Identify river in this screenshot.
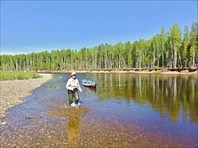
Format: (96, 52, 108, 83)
(0, 73, 197, 147)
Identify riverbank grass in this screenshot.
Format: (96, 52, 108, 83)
(0, 71, 41, 80)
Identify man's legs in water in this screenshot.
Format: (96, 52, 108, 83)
(68, 91, 74, 106)
(74, 92, 79, 104)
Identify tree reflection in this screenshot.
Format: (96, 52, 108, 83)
(95, 74, 198, 123)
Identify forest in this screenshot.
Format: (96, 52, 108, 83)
(0, 22, 197, 71)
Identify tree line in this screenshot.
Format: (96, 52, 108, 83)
(0, 22, 197, 71)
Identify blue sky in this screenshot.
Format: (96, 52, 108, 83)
(1, 1, 197, 55)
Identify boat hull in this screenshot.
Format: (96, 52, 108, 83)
(82, 83, 96, 87)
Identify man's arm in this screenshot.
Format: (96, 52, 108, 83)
(77, 79, 82, 92)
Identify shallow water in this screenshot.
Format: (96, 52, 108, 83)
(1, 73, 198, 147)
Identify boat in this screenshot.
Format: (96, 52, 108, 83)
(82, 79, 97, 87)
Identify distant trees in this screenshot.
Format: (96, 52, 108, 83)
(170, 24, 182, 68)
(190, 22, 198, 68)
(0, 22, 197, 71)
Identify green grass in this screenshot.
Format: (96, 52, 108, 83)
(0, 71, 41, 80)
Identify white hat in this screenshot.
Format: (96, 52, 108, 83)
(71, 72, 76, 76)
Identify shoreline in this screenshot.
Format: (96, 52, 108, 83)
(0, 73, 53, 126)
(37, 69, 198, 75)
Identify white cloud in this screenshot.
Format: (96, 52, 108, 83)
(0, 51, 28, 55)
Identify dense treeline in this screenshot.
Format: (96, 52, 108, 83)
(1, 22, 198, 71)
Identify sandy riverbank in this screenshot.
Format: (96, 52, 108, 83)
(0, 74, 53, 124)
(38, 69, 198, 75)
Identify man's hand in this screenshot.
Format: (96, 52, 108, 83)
(73, 88, 78, 91)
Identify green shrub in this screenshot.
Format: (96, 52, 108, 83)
(0, 71, 41, 80)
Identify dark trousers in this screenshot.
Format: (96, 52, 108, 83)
(68, 90, 79, 105)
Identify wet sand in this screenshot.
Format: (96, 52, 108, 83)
(0, 74, 52, 123)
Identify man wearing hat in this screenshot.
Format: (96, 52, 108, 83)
(66, 72, 82, 107)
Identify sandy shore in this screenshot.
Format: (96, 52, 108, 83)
(0, 74, 53, 123)
(38, 69, 198, 75)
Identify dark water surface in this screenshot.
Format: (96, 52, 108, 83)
(1, 73, 198, 147)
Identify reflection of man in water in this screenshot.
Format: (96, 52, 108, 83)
(68, 112, 80, 147)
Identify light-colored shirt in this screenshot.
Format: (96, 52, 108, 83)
(66, 78, 82, 92)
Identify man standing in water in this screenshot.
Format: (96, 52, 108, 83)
(66, 72, 83, 108)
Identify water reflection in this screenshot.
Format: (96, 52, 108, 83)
(67, 111, 80, 147)
(47, 105, 91, 146)
(83, 86, 97, 94)
(94, 74, 198, 123)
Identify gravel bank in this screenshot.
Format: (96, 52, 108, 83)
(0, 74, 52, 122)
